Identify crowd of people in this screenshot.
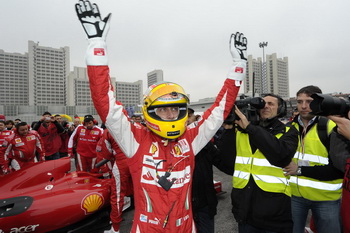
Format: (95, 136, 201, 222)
(1, 1, 350, 233)
(74, 1, 350, 233)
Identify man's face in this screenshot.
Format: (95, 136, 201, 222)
(85, 121, 94, 130)
(296, 93, 314, 120)
(186, 113, 196, 125)
(259, 96, 279, 120)
(73, 118, 81, 126)
(6, 123, 13, 129)
(43, 114, 51, 123)
(155, 107, 180, 120)
(0, 122, 5, 131)
(55, 116, 62, 123)
(18, 125, 29, 136)
(134, 116, 142, 123)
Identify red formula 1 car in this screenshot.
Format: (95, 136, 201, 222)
(0, 157, 113, 233)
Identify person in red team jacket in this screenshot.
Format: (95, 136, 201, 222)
(75, 1, 246, 232)
(0, 122, 45, 174)
(0, 121, 13, 175)
(33, 111, 65, 160)
(68, 115, 103, 172)
(96, 129, 133, 233)
(0, 121, 13, 145)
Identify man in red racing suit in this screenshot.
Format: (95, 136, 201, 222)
(68, 115, 104, 172)
(75, 1, 247, 232)
(0, 122, 45, 174)
(96, 129, 133, 233)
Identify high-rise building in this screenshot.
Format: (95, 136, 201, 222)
(67, 66, 116, 115)
(147, 69, 163, 87)
(28, 41, 70, 106)
(266, 54, 289, 98)
(115, 80, 143, 112)
(0, 49, 29, 106)
(245, 53, 289, 98)
(245, 55, 263, 97)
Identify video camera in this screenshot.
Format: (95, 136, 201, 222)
(224, 96, 266, 124)
(310, 93, 350, 118)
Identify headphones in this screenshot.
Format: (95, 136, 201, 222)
(261, 93, 287, 118)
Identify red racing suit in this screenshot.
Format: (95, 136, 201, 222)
(68, 125, 103, 171)
(0, 130, 45, 173)
(0, 129, 13, 174)
(96, 129, 133, 231)
(0, 129, 13, 145)
(86, 64, 240, 232)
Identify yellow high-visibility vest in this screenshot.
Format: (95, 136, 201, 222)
(289, 121, 342, 201)
(233, 127, 291, 196)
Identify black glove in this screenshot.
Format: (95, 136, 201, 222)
(229, 32, 247, 61)
(227, 32, 248, 82)
(75, 0, 111, 39)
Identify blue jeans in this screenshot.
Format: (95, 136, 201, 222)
(238, 223, 281, 233)
(291, 196, 341, 233)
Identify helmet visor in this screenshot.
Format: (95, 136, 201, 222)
(148, 103, 187, 122)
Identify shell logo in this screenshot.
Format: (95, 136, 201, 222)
(174, 145, 182, 155)
(81, 193, 104, 215)
(151, 144, 158, 154)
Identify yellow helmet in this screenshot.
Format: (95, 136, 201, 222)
(142, 82, 189, 139)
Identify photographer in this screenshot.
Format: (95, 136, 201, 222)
(283, 86, 344, 233)
(328, 113, 350, 172)
(327, 112, 350, 233)
(219, 93, 298, 233)
(33, 112, 65, 160)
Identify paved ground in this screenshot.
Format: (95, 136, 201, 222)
(119, 167, 238, 233)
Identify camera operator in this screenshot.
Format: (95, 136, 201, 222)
(283, 85, 344, 233)
(218, 93, 298, 233)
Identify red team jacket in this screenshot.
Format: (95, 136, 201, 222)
(36, 123, 62, 156)
(0, 129, 13, 145)
(86, 65, 240, 233)
(68, 125, 103, 158)
(0, 130, 45, 172)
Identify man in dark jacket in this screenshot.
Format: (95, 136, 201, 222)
(219, 94, 298, 233)
(187, 108, 228, 233)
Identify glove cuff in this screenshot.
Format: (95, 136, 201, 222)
(227, 60, 247, 82)
(86, 38, 108, 66)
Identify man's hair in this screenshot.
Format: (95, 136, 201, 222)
(296, 85, 322, 97)
(14, 118, 21, 121)
(42, 111, 51, 116)
(54, 114, 61, 117)
(188, 108, 195, 115)
(84, 115, 94, 122)
(5, 120, 14, 125)
(15, 122, 28, 130)
(261, 93, 283, 107)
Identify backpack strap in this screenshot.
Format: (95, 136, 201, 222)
(317, 116, 330, 152)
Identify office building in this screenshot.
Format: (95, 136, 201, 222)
(0, 49, 29, 106)
(115, 80, 143, 112)
(246, 53, 289, 98)
(147, 70, 163, 87)
(28, 40, 70, 106)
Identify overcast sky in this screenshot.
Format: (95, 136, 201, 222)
(1, 0, 349, 101)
